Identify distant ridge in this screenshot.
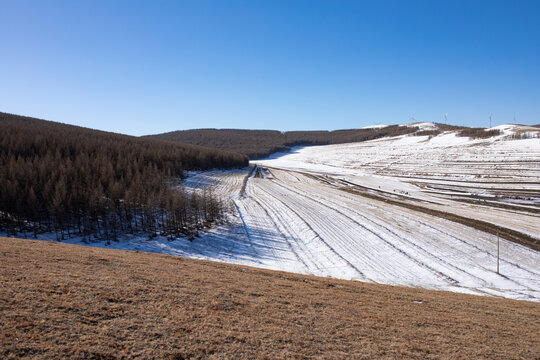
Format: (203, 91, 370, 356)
(144, 126, 419, 159)
(145, 122, 540, 159)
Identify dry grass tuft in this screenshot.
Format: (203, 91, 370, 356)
(1, 237, 539, 359)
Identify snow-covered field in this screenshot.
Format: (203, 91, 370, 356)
(9, 124, 540, 301)
(250, 125, 540, 300)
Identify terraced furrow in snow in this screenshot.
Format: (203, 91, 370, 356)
(264, 170, 538, 299)
(253, 177, 451, 287)
(250, 182, 366, 279)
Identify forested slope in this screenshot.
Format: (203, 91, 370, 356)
(0, 112, 248, 240)
(144, 126, 419, 159)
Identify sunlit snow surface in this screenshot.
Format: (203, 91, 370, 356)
(9, 127, 540, 301)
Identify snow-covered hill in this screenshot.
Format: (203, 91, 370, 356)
(249, 128, 539, 300)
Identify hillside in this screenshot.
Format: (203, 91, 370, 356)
(107, 126, 540, 301)
(144, 125, 419, 159)
(0, 112, 248, 241)
(1, 237, 539, 359)
(143, 122, 539, 159)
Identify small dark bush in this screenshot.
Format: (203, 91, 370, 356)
(457, 128, 502, 139)
(414, 130, 441, 137)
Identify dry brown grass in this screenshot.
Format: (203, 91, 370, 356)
(1, 237, 539, 359)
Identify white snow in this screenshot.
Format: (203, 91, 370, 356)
(405, 122, 439, 130)
(362, 124, 389, 129)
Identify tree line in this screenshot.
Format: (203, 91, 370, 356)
(147, 122, 517, 159)
(0, 112, 248, 241)
(145, 125, 421, 159)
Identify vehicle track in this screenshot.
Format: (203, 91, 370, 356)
(247, 194, 311, 272)
(231, 199, 264, 265)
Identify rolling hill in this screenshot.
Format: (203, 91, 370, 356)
(1, 237, 539, 359)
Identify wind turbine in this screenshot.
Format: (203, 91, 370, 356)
(489, 114, 493, 128)
(444, 113, 448, 125)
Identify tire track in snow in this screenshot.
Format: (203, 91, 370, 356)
(277, 171, 539, 297)
(306, 169, 539, 268)
(319, 174, 540, 279)
(252, 182, 367, 279)
(239, 166, 257, 197)
(412, 219, 540, 277)
(247, 195, 311, 272)
(276, 178, 493, 286)
(266, 174, 468, 284)
(249, 190, 328, 273)
(259, 176, 455, 284)
(255, 183, 390, 278)
(232, 199, 264, 265)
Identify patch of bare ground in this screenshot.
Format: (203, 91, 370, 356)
(1, 237, 539, 359)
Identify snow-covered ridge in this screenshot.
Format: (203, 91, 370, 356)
(396, 121, 539, 139)
(489, 124, 540, 139)
(404, 121, 439, 130)
(491, 124, 539, 132)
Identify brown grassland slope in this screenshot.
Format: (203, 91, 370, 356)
(1, 237, 539, 359)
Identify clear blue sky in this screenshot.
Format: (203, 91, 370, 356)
(1, 0, 539, 135)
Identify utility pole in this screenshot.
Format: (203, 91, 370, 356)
(497, 231, 500, 274)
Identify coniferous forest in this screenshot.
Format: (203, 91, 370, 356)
(0, 112, 249, 241)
